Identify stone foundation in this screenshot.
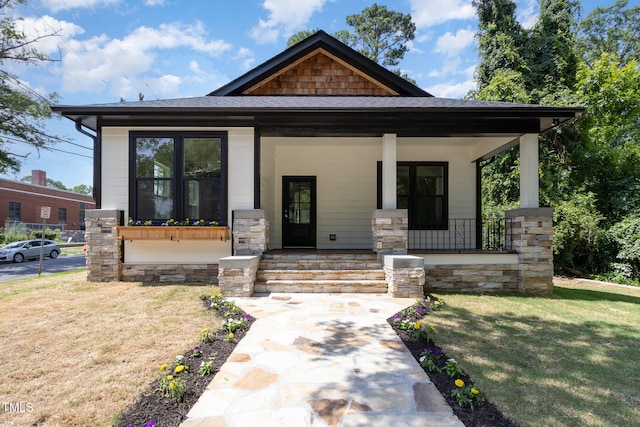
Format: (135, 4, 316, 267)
(372, 210, 408, 259)
(120, 264, 219, 282)
(424, 264, 519, 292)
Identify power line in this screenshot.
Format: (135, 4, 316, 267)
(1, 135, 93, 159)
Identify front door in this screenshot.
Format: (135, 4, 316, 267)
(282, 176, 316, 248)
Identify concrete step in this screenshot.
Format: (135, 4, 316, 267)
(254, 280, 388, 294)
(257, 269, 385, 281)
(259, 259, 383, 271)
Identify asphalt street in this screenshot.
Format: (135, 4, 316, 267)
(0, 254, 87, 282)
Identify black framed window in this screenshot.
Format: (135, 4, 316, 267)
(9, 202, 20, 221)
(58, 208, 67, 225)
(377, 161, 448, 230)
(129, 132, 227, 224)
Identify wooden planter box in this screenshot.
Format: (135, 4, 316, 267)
(117, 226, 230, 241)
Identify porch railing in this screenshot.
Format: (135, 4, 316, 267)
(408, 218, 513, 253)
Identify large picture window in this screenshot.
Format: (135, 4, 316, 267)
(377, 161, 448, 230)
(130, 132, 227, 224)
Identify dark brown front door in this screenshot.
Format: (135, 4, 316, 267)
(282, 176, 316, 248)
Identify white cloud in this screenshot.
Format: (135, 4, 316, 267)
(425, 79, 476, 99)
(410, 0, 476, 28)
(234, 47, 255, 71)
(41, 0, 119, 12)
(434, 28, 475, 57)
(144, 0, 166, 6)
(59, 21, 232, 99)
(250, 0, 326, 44)
(15, 15, 84, 56)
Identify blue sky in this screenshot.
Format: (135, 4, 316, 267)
(2, 0, 616, 188)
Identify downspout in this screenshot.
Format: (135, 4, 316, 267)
(74, 118, 101, 209)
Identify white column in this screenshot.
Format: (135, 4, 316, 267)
(382, 134, 397, 209)
(520, 133, 539, 208)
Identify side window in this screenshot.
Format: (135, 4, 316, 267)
(9, 202, 20, 221)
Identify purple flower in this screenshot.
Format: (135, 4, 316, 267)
(194, 346, 200, 351)
(394, 315, 402, 321)
(416, 307, 424, 313)
(244, 314, 253, 320)
(144, 420, 157, 427)
(425, 348, 442, 355)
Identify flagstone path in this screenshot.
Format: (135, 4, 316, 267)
(181, 293, 464, 427)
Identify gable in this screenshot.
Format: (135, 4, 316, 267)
(244, 49, 398, 96)
(209, 30, 430, 97)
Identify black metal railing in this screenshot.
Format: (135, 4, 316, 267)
(407, 218, 513, 252)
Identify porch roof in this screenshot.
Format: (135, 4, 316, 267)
(52, 95, 582, 137)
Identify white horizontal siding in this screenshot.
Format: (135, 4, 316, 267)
(123, 240, 231, 263)
(270, 137, 379, 249)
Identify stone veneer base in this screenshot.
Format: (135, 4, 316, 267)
(120, 264, 219, 282)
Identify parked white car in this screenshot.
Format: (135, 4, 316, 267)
(0, 240, 61, 263)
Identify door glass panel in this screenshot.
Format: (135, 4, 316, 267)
(288, 182, 311, 224)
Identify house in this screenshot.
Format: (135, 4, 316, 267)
(1, 170, 95, 234)
(52, 31, 581, 296)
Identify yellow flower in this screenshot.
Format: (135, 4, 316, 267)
(228, 333, 234, 340)
(167, 375, 174, 381)
(201, 328, 209, 333)
(455, 379, 465, 388)
(414, 321, 423, 330)
(160, 364, 168, 371)
(175, 365, 185, 374)
(471, 388, 479, 395)
(434, 301, 441, 306)
(430, 326, 436, 332)
(169, 381, 176, 390)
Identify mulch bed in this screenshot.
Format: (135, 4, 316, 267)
(115, 299, 255, 427)
(117, 296, 515, 427)
(388, 304, 518, 427)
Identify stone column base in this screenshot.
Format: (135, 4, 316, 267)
(218, 255, 260, 297)
(384, 255, 425, 298)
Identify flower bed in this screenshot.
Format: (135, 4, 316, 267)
(388, 298, 517, 427)
(115, 295, 254, 427)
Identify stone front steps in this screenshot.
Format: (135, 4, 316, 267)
(255, 252, 387, 294)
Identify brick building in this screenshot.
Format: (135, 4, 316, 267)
(1, 170, 95, 230)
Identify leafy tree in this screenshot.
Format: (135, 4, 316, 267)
(524, 0, 580, 104)
(472, 0, 525, 92)
(0, 0, 59, 174)
(578, 0, 640, 67)
(286, 29, 320, 48)
(333, 3, 415, 68)
(72, 184, 92, 195)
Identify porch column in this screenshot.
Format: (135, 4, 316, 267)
(84, 209, 123, 282)
(232, 209, 268, 255)
(520, 133, 539, 208)
(382, 133, 397, 209)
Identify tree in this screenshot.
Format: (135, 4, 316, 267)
(578, 0, 640, 67)
(0, 0, 59, 174)
(333, 4, 415, 68)
(286, 29, 320, 48)
(524, 0, 580, 104)
(472, 0, 525, 92)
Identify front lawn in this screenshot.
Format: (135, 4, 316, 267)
(0, 272, 218, 426)
(427, 277, 640, 427)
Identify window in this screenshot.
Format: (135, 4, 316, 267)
(9, 202, 20, 221)
(377, 161, 448, 230)
(130, 132, 227, 224)
(58, 208, 67, 225)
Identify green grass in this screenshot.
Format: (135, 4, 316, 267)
(428, 278, 640, 427)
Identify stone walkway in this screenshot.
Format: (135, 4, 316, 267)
(181, 293, 464, 427)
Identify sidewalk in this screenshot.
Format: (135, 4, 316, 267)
(181, 293, 464, 427)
